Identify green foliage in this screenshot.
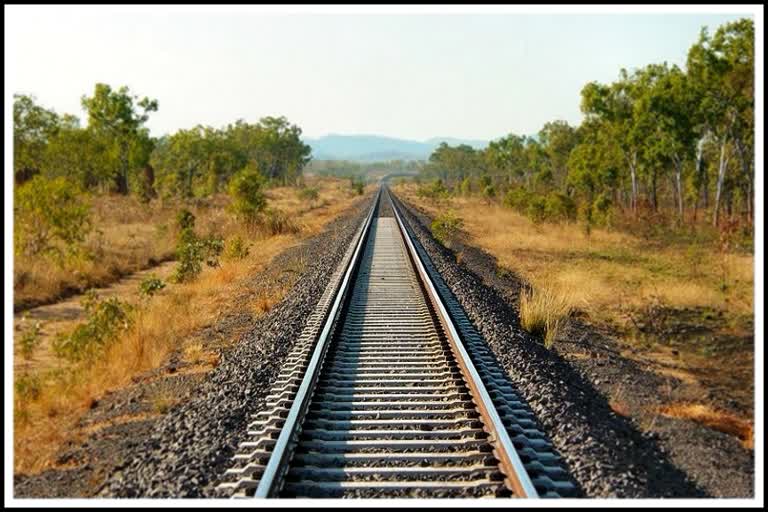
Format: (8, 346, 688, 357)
(176, 209, 196, 231)
(53, 291, 134, 362)
(417, 179, 449, 200)
(482, 184, 496, 201)
(298, 186, 319, 203)
(19, 317, 43, 361)
(15, 372, 42, 402)
(544, 192, 577, 222)
(525, 195, 548, 223)
(81, 83, 158, 195)
(431, 211, 464, 248)
(173, 233, 224, 283)
(459, 176, 472, 196)
(139, 275, 166, 298)
(223, 235, 251, 260)
(503, 187, 533, 211)
(350, 177, 365, 195)
(228, 165, 267, 224)
(14, 176, 92, 259)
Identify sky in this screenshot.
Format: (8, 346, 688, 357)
(4, 6, 754, 141)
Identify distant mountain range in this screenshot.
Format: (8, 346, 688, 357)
(303, 134, 489, 162)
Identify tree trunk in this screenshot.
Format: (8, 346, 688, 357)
(712, 138, 729, 227)
(114, 139, 130, 195)
(674, 159, 684, 221)
(628, 152, 638, 215)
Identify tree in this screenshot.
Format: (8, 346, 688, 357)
(687, 19, 754, 225)
(13, 94, 60, 183)
(538, 120, 579, 190)
(485, 134, 526, 186)
(81, 83, 158, 194)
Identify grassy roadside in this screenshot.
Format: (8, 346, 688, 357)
(13, 177, 369, 474)
(395, 183, 754, 443)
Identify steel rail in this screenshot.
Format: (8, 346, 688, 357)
(253, 188, 381, 498)
(388, 187, 540, 499)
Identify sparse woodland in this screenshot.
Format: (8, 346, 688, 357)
(416, 19, 754, 235)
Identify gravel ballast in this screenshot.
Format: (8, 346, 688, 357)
(94, 195, 373, 498)
(391, 192, 754, 498)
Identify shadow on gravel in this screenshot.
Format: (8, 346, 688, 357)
(394, 195, 708, 498)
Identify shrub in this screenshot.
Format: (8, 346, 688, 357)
(176, 209, 196, 231)
(15, 372, 42, 402)
(483, 185, 496, 202)
(503, 187, 532, 211)
(459, 177, 472, 196)
(350, 177, 365, 195)
(519, 285, 572, 348)
(260, 207, 300, 236)
(525, 195, 547, 223)
(228, 165, 267, 224)
(544, 192, 577, 222)
(139, 275, 166, 298)
(19, 317, 43, 361)
(14, 176, 92, 259)
(417, 179, 449, 201)
(431, 211, 464, 248)
(223, 235, 251, 260)
(173, 233, 224, 283)
(298, 186, 319, 203)
(53, 291, 134, 362)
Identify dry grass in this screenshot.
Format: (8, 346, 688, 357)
(519, 285, 573, 348)
(13, 177, 368, 474)
(396, 184, 753, 325)
(660, 403, 754, 449)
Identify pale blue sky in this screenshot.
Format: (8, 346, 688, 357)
(5, 7, 752, 140)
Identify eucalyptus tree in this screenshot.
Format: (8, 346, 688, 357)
(538, 120, 579, 190)
(687, 18, 754, 225)
(485, 134, 526, 186)
(13, 94, 60, 183)
(81, 83, 158, 195)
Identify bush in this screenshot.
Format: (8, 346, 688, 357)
(14, 176, 92, 259)
(260, 207, 300, 236)
(503, 187, 532, 211)
(350, 177, 365, 195)
(298, 186, 319, 203)
(525, 195, 547, 223)
(173, 233, 224, 283)
(431, 211, 464, 248)
(417, 179, 449, 201)
(223, 235, 251, 260)
(139, 275, 166, 297)
(19, 317, 43, 361)
(544, 192, 577, 222)
(176, 209, 196, 231)
(53, 291, 134, 362)
(483, 185, 496, 202)
(460, 177, 472, 196)
(15, 372, 42, 402)
(228, 165, 267, 224)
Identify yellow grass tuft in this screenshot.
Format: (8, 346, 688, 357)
(519, 285, 573, 348)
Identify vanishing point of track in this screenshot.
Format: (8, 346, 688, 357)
(219, 187, 575, 499)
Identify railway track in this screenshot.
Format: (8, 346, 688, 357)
(219, 187, 575, 499)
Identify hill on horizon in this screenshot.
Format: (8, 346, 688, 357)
(303, 134, 489, 162)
